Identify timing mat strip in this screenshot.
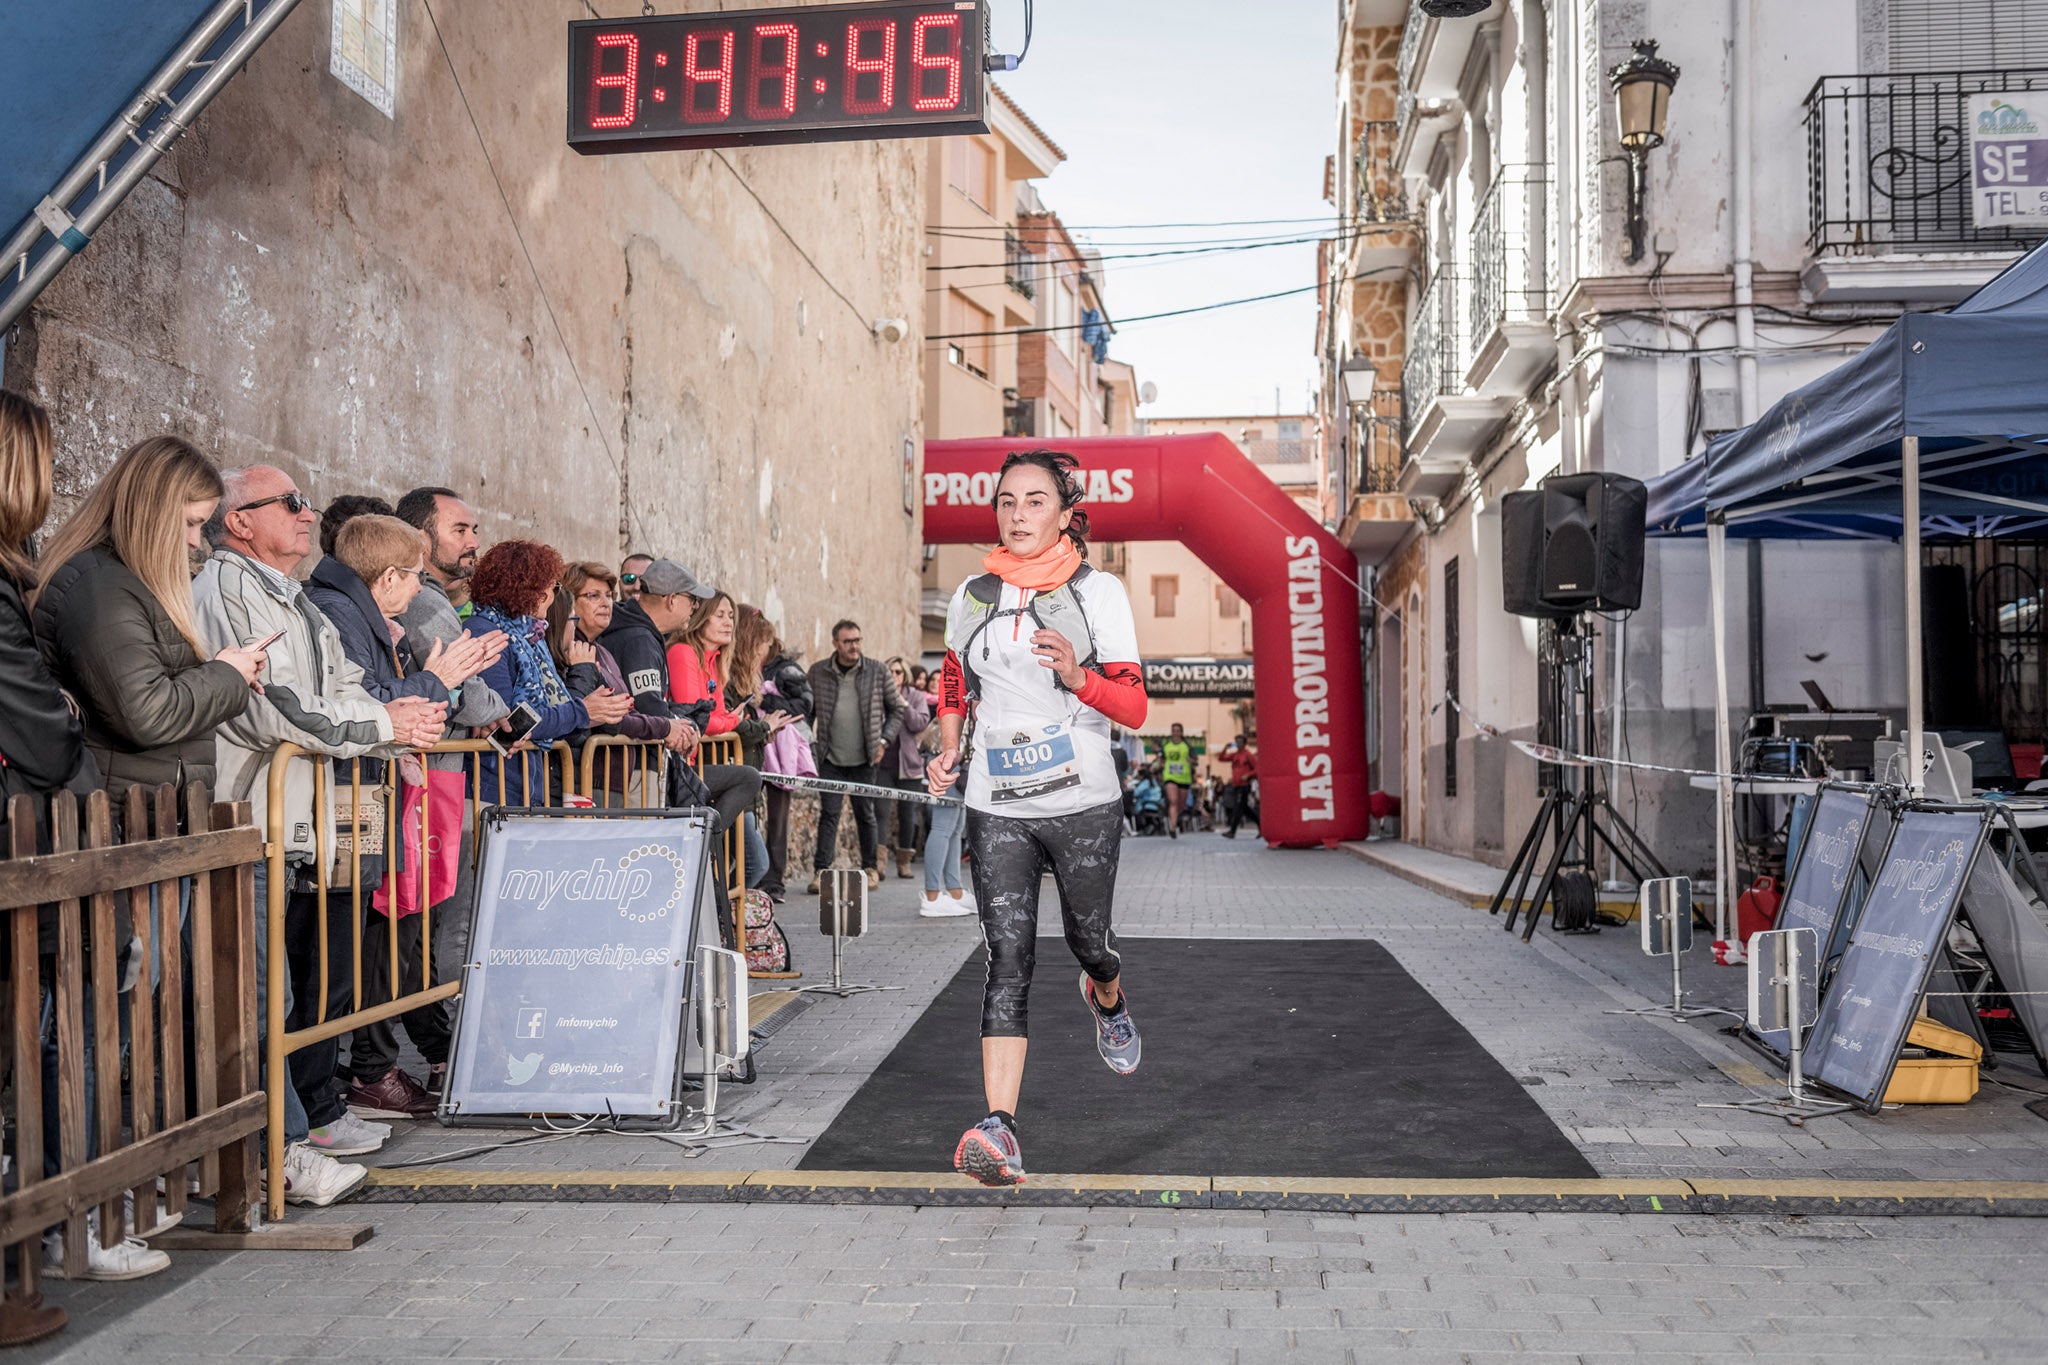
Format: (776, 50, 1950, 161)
(354, 1169, 2048, 1216)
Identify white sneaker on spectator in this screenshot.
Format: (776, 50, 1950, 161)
(306, 1111, 385, 1156)
(342, 1110, 394, 1139)
(950, 888, 977, 914)
(124, 1188, 183, 1238)
(277, 1143, 367, 1206)
(919, 892, 972, 918)
(43, 1213, 170, 1281)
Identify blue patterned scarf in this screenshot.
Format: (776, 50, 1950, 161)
(469, 604, 569, 709)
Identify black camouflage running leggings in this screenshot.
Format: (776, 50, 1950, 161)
(966, 797, 1125, 1038)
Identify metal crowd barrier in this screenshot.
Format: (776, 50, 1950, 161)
(258, 729, 744, 1216)
(694, 733, 747, 907)
(1, 785, 262, 1302)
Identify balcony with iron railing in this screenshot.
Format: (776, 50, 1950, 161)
(1401, 264, 1462, 445)
(1336, 385, 1411, 565)
(1355, 120, 1410, 226)
(1802, 69, 2048, 301)
(1003, 230, 1036, 300)
(1466, 165, 1552, 395)
(1399, 260, 1515, 492)
(1355, 386, 1405, 495)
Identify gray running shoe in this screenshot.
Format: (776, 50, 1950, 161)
(1082, 973, 1142, 1074)
(954, 1117, 1026, 1187)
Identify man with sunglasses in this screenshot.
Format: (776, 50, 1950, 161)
(193, 465, 447, 1207)
(619, 553, 653, 602)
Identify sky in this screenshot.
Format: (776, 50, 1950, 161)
(995, 0, 1340, 420)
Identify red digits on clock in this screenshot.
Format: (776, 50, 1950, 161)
(909, 12, 962, 112)
(588, 32, 639, 129)
(843, 18, 896, 114)
(682, 28, 734, 123)
(746, 22, 798, 120)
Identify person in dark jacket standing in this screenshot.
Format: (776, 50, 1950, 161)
(808, 619, 905, 892)
(4, 396, 182, 1287)
(0, 391, 96, 1330)
(306, 514, 504, 1117)
(34, 437, 267, 809)
(594, 556, 756, 830)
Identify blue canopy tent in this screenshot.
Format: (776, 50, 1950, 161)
(0, 0, 303, 337)
(1644, 240, 2048, 933)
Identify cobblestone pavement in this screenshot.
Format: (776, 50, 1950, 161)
(30, 1204, 2048, 1362)
(24, 833, 2048, 1361)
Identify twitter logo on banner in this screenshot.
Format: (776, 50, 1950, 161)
(506, 1052, 543, 1085)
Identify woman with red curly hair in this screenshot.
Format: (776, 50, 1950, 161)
(468, 539, 621, 805)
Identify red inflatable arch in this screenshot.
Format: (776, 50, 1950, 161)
(923, 435, 1368, 848)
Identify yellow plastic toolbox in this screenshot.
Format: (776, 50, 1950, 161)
(1883, 1016, 1983, 1105)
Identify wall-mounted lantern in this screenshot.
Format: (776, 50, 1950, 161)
(1607, 40, 1680, 265)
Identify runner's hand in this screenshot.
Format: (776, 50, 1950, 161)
(926, 746, 961, 796)
(1030, 628, 1085, 689)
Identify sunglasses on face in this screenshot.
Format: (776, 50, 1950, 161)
(620, 572, 640, 586)
(235, 491, 318, 516)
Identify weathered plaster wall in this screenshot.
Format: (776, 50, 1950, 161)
(11, 0, 926, 660)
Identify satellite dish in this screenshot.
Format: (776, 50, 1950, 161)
(1139, 381, 1158, 405)
(1419, 0, 1494, 15)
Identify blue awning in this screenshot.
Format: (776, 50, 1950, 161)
(1645, 241, 2048, 540)
(2, 0, 299, 333)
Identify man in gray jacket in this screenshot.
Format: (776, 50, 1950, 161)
(808, 619, 905, 891)
(395, 486, 510, 1063)
(193, 465, 445, 1206)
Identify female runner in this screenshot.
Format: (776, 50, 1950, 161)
(926, 450, 1149, 1187)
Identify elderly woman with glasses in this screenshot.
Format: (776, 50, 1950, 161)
(546, 562, 658, 743)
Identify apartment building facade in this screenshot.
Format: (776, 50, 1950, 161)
(1323, 0, 2048, 874)
(920, 89, 1144, 656)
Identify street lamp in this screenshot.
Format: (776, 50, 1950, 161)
(1338, 349, 1379, 498)
(1338, 349, 1378, 411)
(1607, 39, 1680, 266)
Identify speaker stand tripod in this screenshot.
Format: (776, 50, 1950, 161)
(1493, 617, 1670, 942)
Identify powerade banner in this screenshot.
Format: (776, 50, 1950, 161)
(443, 812, 710, 1118)
(1807, 809, 1986, 1109)
(923, 434, 1367, 847)
(1143, 657, 1255, 699)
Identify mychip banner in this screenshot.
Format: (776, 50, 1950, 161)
(1807, 809, 1987, 1109)
(442, 810, 712, 1120)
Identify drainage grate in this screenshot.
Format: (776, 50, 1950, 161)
(749, 991, 820, 1042)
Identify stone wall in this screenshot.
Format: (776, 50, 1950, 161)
(8, 0, 928, 661)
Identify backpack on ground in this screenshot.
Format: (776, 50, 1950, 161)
(743, 889, 794, 974)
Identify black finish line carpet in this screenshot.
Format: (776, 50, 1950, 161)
(799, 938, 1595, 1179)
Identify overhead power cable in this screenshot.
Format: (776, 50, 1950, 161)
(924, 223, 1404, 284)
(926, 268, 1403, 342)
(926, 214, 1355, 233)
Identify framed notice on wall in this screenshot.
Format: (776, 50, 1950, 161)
(331, 0, 399, 118)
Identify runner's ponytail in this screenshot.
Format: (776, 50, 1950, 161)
(994, 448, 1090, 560)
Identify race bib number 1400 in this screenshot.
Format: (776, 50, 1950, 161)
(987, 730, 1082, 804)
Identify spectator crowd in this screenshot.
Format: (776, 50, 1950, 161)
(0, 391, 950, 1288)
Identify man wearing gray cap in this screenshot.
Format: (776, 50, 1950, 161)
(596, 557, 759, 838)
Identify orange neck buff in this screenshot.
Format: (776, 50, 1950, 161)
(983, 534, 1081, 591)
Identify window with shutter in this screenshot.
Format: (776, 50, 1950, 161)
(1888, 0, 2048, 70)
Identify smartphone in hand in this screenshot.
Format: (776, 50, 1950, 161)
(487, 701, 543, 756)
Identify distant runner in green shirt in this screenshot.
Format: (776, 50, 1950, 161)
(1158, 723, 1193, 839)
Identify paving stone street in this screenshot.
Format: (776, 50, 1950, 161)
(25, 834, 2048, 1362)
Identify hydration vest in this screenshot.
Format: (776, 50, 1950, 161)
(946, 562, 1100, 702)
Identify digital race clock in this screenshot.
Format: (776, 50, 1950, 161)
(567, 1, 990, 154)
